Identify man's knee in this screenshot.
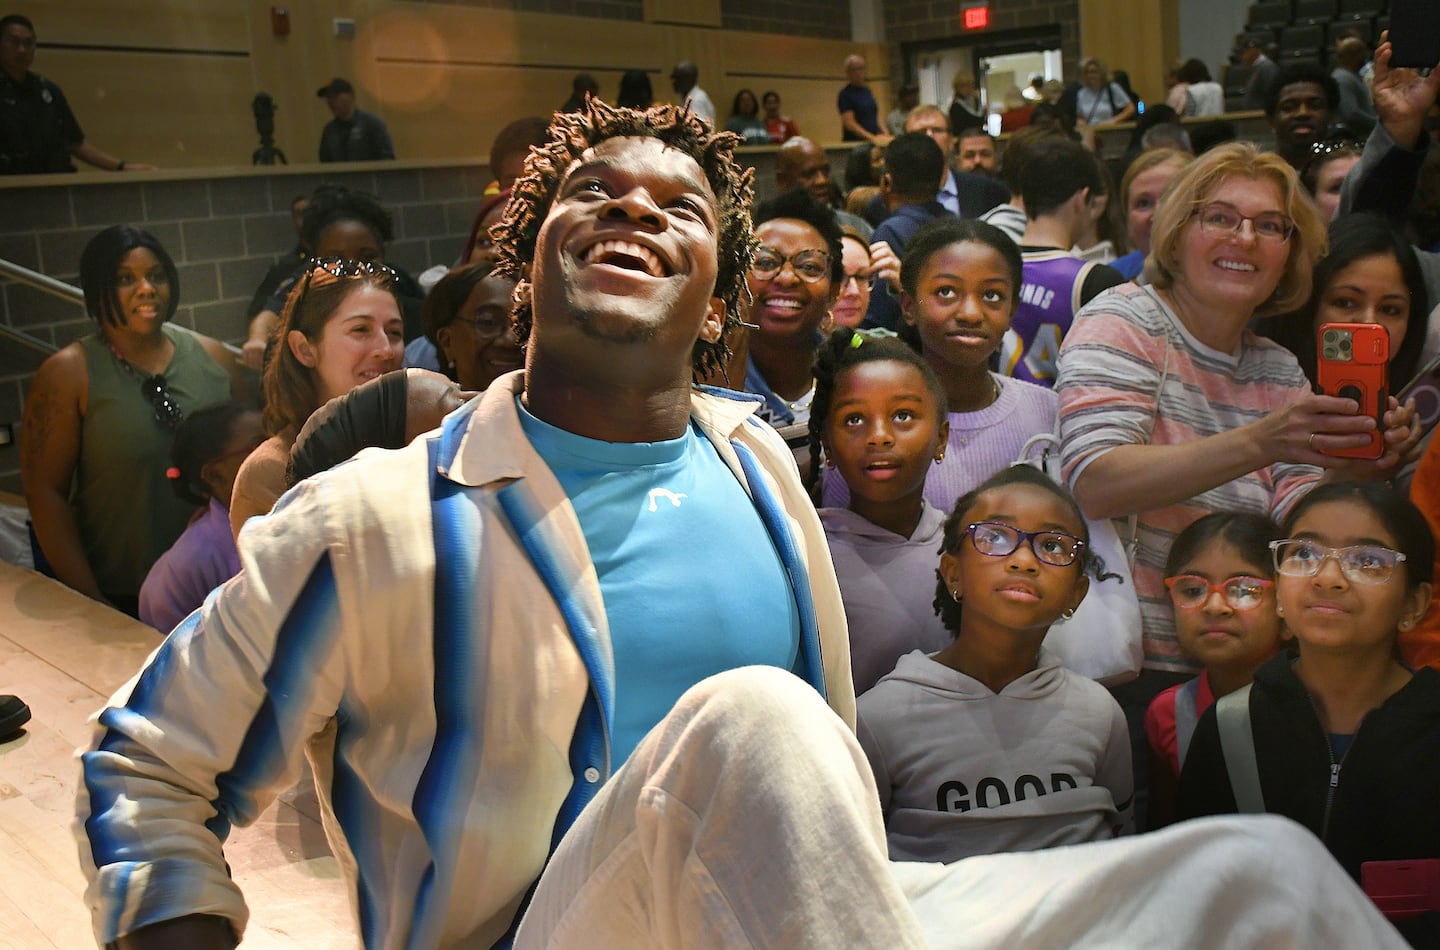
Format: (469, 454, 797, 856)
(674, 666, 839, 740)
(1175, 814, 1334, 882)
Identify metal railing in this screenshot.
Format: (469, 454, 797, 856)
(0, 257, 76, 357)
(0, 257, 243, 359)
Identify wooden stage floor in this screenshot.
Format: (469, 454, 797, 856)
(0, 560, 358, 948)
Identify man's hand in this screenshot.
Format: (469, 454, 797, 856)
(868, 241, 901, 293)
(1371, 31, 1440, 150)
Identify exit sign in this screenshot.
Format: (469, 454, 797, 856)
(962, 3, 989, 29)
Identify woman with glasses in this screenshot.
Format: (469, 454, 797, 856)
(1054, 144, 1420, 824)
(829, 229, 877, 330)
(20, 225, 252, 617)
(228, 257, 405, 538)
(419, 262, 520, 392)
(738, 189, 842, 428)
(1175, 483, 1440, 935)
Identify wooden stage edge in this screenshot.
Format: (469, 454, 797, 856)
(0, 560, 357, 948)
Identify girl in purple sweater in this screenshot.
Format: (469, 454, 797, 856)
(823, 218, 1056, 515)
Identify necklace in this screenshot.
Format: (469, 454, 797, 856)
(952, 374, 1001, 413)
(106, 338, 184, 429)
(786, 383, 816, 414)
(949, 376, 1003, 449)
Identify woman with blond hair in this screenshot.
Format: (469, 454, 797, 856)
(1075, 58, 1137, 128)
(1110, 148, 1193, 279)
(948, 70, 985, 134)
(1054, 143, 1419, 820)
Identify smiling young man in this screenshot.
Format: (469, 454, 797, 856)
(77, 103, 1414, 950)
(1264, 63, 1340, 171)
(75, 100, 859, 950)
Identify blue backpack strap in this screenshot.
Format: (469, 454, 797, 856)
(1173, 677, 1201, 770)
(1216, 683, 1265, 813)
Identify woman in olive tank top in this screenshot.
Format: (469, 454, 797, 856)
(20, 225, 255, 618)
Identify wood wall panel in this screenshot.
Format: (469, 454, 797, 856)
(16, 0, 894, 171)
(38, 50, 258, 169)
(22, 0, 250, 52)
(645, 0, 723, 27)
(1078, 0, 1180, 106)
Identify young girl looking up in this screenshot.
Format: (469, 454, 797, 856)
(821, 218, 1056, 516)
(808, 327, 952, 694)
(1144, 512, 1284, 828)
(858, 465, 1133, 862)
(1175, 482, 1440, 894)
(138, 403, 266, 634)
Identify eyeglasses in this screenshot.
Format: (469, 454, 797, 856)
(751, 247, 831, 283)
(456, 310, 512, 340)
(841, 269, 874, 292)
(912, 124, 949, 139)
(1269, 539, 1406, 585)
(140, 374, 184, 430)
(963, 522, 1086, 567)
(1192, 203, 1295, 243)
(292, 255, 398, 317)
(1165, 574, 1274, 611)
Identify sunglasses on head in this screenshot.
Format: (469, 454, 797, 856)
(293, 256, 398, 315)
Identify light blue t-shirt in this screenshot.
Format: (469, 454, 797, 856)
(518, 397, 802, 766)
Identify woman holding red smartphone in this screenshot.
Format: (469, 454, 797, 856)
(1054, 144, 1421, 830)
(1260, 213, 1428, 396)
(1259, 213, 1430, 479)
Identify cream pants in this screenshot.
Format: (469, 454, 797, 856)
(515, 666, 1404, 949)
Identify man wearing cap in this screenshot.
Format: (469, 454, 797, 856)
(316, 77, 395, 163)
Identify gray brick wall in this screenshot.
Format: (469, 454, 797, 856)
(721, 0, 851, 40)
(0, 143, 834, 496)
(0, 163, 491, 494)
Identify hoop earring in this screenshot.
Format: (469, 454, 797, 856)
(951, 588, 962, 601)
(1061, 608, 1076, 620)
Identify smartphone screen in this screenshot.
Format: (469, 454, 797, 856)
(1389, 0, 1440, 69)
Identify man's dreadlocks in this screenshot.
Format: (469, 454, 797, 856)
(491, 99, 756, 380)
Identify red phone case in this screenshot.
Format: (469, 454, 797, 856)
(1363, 859, 1440, 920)
(1316, 322, 1388, 460)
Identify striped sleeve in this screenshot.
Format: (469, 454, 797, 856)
(1055, 288, 1168, 488)
(77, 477, 349, 946)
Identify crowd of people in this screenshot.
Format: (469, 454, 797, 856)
(1, 11, 1438, 947)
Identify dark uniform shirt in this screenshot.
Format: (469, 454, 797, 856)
(318, 109, 395, 163)
(0, 70, 83, 174)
